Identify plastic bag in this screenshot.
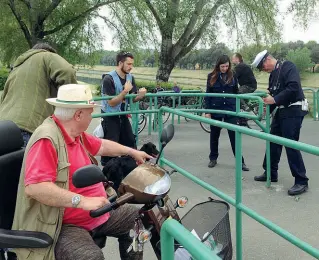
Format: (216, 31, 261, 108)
(93, 123, 104, 138)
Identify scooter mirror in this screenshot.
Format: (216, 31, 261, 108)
(160, 124, 175, 147)
(176, 196, 188, 208)
(72, 165, 106, 188)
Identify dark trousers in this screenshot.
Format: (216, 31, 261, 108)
(55, 205, 142, 260)
(101, 115, 136, 166)
(262, 112, 308, 185)
(209, 116, 245, 164)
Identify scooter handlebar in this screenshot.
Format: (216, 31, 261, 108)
(90, 202, 117, 218)
(89, 192, 135, 218)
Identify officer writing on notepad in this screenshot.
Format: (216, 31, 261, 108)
(251, 50, 309, 196)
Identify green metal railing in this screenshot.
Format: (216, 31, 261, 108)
(160, 219, 221, 260)
(157, 107, 319, 260)
(302, 88, 317, 120)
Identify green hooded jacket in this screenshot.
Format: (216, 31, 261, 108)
(0, 49, 77, 133)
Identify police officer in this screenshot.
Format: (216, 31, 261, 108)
(251, 50, 309, 196)
(205, 54, 249, 171)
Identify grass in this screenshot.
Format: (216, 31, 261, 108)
(77, 65, 319, 112)
(76, 65, 319, 90)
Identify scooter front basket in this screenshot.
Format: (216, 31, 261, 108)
(177, 197, 232, 260)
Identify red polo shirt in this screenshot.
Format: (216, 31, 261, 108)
(25, 115, 110, 231)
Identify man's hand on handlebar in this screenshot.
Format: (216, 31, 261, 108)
(79, 196, 109, 211)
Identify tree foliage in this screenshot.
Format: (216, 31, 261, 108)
(286, 47, 314, 73)
(104, 0, 281, 81)
(0, 0, 119, 64)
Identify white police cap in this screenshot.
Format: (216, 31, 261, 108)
(251, 50, 268, 70)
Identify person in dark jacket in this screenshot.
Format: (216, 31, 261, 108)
(232, 53, 257, 125)
(205, 55, 249, 171)
(251, 50, 309, 196)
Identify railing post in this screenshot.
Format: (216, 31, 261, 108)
(148, 97, 153, 135)
(158, 107, 164, 167)
(171, 97, 176, 125)
(316, 89, 319, 121)
(266, 105, 271, 188)
(160, 221, 175, 260)
(235, 130, 243, 260)
(178, 96, 181, 124)
(154, 97, 158, 132)
(312, 90, 316, 120)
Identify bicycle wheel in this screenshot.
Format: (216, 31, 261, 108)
(184, 98, 202, 122)
(200, 119, 211, 133)
(129, 114, 147, 134)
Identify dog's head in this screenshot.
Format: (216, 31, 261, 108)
(140, 142, 159, 158)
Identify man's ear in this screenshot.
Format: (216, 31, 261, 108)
(74, 109, 82, 121)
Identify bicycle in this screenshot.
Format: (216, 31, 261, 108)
(199, 99, 271, 133)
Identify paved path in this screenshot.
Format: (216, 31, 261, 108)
(87, 113, 319, 260)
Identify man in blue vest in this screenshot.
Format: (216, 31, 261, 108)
(251, 50, 309, 196)
(101, 51, 147, 166)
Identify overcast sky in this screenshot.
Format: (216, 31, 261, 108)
(97, 1, 319, 51)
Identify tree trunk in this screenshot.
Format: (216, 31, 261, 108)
(156, 37, 175, 82)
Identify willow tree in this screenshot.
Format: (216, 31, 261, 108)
(104, 0, 319, 82)
(0, 0, 119, 64)
(103, 0, 279, 81)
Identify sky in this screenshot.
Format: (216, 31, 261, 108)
(97, 1, 319, 51)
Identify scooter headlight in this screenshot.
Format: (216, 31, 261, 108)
(138, 230, 152, 243)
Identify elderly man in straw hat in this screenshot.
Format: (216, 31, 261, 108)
(11, 84, 151, 260)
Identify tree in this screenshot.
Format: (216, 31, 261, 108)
(286, 47, 314, 73)
(0, 0, 119, 64)
(107, 0, 279, 82)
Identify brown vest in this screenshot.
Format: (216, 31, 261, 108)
(12, 117, 69, 260)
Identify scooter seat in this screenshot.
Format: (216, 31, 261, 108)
(0, 229, 53, 248)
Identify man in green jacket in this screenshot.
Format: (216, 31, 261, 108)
(0, 43, 77, 146)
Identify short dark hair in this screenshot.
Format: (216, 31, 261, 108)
(32, 42, 57, 54)
(116, 51, 134, 65)
(234, 52, 243, 63)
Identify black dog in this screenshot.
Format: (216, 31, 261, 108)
(102, 142, 159, 191)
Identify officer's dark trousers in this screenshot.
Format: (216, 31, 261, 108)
(101, 115, 136, 166)
(209, 116, 245, 164)
(262, 112, 308, 185)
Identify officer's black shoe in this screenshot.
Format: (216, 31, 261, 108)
(242, 163, 250, 171)
(208, 160, 217, 168)
(254, 174, 278, 182)
(288, 184, 308, 196)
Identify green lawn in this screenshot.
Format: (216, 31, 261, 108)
(76, 65, 319, 90)
(77, 65, 319, 115)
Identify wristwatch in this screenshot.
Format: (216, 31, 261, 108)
(71, 195, 81, 208)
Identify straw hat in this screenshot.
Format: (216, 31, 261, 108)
(46, 84, 100, 108)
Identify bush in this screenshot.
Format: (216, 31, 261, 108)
(0, 67, 9, 91)
(285, 48, 314, 74)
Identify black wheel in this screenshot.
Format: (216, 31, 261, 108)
(184, 98, 200, 122)
(129, 114, 147, 134)
(200, 113, 211, 133)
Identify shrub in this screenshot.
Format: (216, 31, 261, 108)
(285, 48, 314, 74)
(0, 67, 9, 91)
(93, 80, 200, 96)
